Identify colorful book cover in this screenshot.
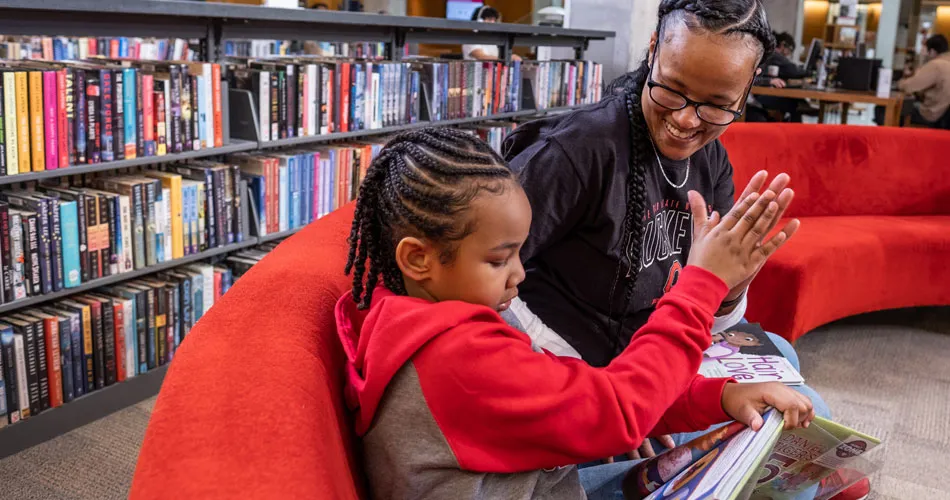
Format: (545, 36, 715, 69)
(142, 73, 155, 156)
(14, 72, 30, 173)
(118, 194, 133, 273)
(56, 69, 69, 168)
(59, 200, 81, 288)
(28, 71, 46, 171)
(145, 172, 183, 259)
(113, 69, 125, 161)
(99, 69, 114, 162)
(278, 160, 289, 232)
(86, 73, 101, 164)
(701, 323, 804, 385)
(3, 73, 18, 176)
(123, 67, 137, 159)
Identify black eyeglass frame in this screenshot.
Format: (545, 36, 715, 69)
(645, 38, 758, 126)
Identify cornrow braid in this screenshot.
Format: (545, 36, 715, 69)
(345, 127, 514, 309)
(602, 0, 774, 354)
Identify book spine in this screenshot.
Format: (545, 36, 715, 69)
(86, 195, 101, 279)
(12, 333, 32, 418)
(287, 65, 296, 138)
(100, 301, 116, 386)
(34, 200, 53, 294)
(0, 205, 11, 301)
(213, 169, 227, 247)
(58, 318, 73, 402)
(113, 303, 125, 382)
(190, 75, 200, 150)
(119, 195, 133, 273)
(60, 201, 81, 288)
(23, 214, 40, 295)
(29, 319, 48, 412)
(135, 71, 145, 158)
(2, 74, 15, 176)
(144, 288, 155, 369)
(9, 212, 25, 300)
(86, 74, 100, 164)
(169, 65, 182, 154)
(180, 70, 193, 151)
(19, 321, 44, 414)
(49, 198, 63, 291)
(65, 313, 82, 397)
(212, 64, 223, 147)
(103, 195, 118, 276)
(231, 164, 242, 243)
(132, 292, 145, 373)
(142, 74, 155, 157)
(196, 75, 207, 148)
(43, 318, 62, 408)
(28, 72, 46, 172)
(113, 69, 125, 161)
(2, 332, 21, 423)
(73, 70, 86, 165)
(131, 184, 145, 269)
(88, 302, 104, 389)
(121, 299, 134, 378)
(269, 72, 279, 140)
(74, 192, 88, 283)
(123, 68, 137, 159)
(56, 70, 68, 168)
(278, 163, 288, 232)
(99, 70, 114, 162)
(15, 73, 31, 173)
(165, 286, 175, 361)
(143, 181, 157, 266)
(158, 189, 169, 262)
(154, 81, 167, 156)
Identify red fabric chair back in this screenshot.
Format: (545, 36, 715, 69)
(131, 204, 364, 499)
(721, 124, 950, 217)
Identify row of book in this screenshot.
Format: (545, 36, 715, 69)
(0, 247, 279, 427)
(524, 60, 604, 110)
(0, 59, 224, 174)
(231, 141, 383, 236)
(422, 59, 523, 122)
(0, 36, 200, 63)
(466, 122, 517, 156)
(223, 40, 387, 60)
(0, 161, 246, 304)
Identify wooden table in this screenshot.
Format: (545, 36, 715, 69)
(750, 86, 905, 126)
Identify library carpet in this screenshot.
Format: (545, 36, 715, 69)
(0, 308, 949, 499)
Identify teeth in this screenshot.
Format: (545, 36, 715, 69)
(664, 120, 696, 140)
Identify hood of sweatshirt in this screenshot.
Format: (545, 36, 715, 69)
(334, 287, 506, 436)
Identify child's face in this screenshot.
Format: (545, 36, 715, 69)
(723, 331, 762, 347)
(400, 180, 532, 312)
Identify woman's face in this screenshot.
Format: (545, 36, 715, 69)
(641, 23, 761, 161)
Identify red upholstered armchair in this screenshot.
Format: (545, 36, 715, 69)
(721, 124, 950, 341)
(130, 205, 365, 499)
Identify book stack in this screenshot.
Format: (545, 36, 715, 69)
(0, 260, 243, 426)
(0, 59, 225, 175)
(229, 140, 383, 236)
(0, 36, 199, 62)
(0, 162, 244, 304)
(523, 60, 604, 110)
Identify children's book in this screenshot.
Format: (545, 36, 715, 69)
(700, 323, 804, 386)
(624, 411, 882, 500)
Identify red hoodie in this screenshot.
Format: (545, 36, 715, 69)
(335, 265, 734, 499)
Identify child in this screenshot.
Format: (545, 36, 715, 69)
(335, 128, 814, 500)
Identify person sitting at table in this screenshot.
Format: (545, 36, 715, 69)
(880, 34, 950, 128)
(751, 32, 808, 122)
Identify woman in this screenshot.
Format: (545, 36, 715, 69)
(503, 0, 861, 497)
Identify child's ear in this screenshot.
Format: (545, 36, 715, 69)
(395, 237, 437, 282)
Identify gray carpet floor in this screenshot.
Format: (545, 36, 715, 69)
(0, 308, 948, 499)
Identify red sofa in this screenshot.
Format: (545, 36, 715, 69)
(720, 124, 950, 341)
(130, 124, 950, 497)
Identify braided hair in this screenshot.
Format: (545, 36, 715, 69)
(345, 128, 514, 309)
(603, 0, 775, 355)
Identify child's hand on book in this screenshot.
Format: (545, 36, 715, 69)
(687, 189, 799, 290)
(721, 381, 815, 431)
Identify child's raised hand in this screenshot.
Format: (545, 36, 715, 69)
(686, 190, 799, 290)
(721, 382, 815, 431)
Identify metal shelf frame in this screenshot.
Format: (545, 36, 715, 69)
(0, 0, 615, 454)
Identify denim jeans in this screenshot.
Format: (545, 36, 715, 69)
(579, 331, 829, 500)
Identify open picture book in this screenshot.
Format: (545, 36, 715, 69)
(700, 323, 804, 386)
(623, 410, 881, 500)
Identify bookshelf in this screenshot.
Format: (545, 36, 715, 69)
(0, 0, 614, 456)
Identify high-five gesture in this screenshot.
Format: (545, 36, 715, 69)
(686, 189, 799, 290)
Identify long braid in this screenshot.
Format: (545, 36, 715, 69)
(345, 128, 513, 309)
(601, 0, 775, 353)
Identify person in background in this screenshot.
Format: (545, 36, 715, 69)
(752, 31, 808, 121)
(894, 34, 950, 127)
(462, 6, 522, 61)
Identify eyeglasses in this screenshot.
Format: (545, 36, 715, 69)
(645, 39, 755, 126)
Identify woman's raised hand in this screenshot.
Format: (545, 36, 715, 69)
(686, 189, 799, 290)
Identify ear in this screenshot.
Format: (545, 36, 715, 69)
(395, 236, 437, 282)
(648, 32, 659, 63)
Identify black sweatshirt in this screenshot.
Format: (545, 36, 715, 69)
(503, 95, 737, 367)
